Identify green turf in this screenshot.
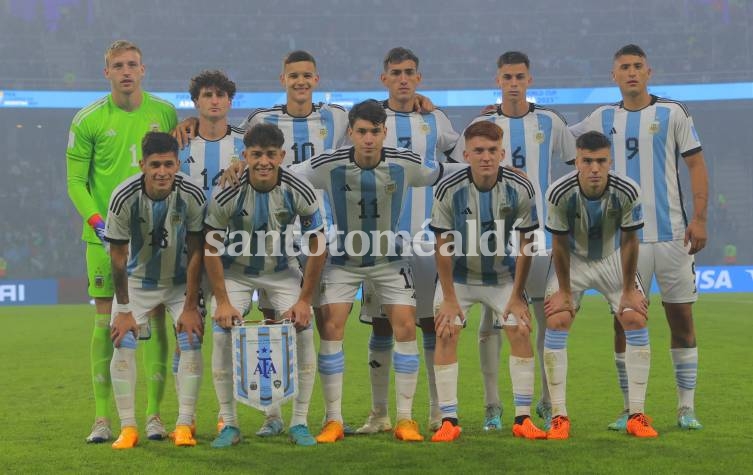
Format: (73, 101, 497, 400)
(1, 294, 751, 474)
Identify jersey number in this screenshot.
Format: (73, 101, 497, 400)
(626, 137, 639, 160)
(358, 198, 380, 219)
(199, 169, 224, 191)
(129, 144, 139, 167)
(512, 146, 526, 168)
(149, 228, 169, 249)
(292, 142, 315, 163)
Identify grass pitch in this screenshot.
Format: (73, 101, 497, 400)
(1, 294, 751, 474)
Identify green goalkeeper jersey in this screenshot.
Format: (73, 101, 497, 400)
(66, 91, 177, 243)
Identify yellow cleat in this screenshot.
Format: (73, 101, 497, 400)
(169, 419, 196, 440)
(394, 419, 424, 442)
(512, 417, 547, 440)
(111, 426, 139, 450)
(431, 420, 461, 442)
(173, 425, 197, 447)
(315, 420, 344, 443)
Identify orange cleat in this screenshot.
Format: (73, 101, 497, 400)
(394, 419, 424, 442)
(111, 426, 139, 449)
(546, 415, 570, 440)
(626, 413, 659, 438)
(512, 417, 547, 440)
(315, 420, 345, 443)
(431, 420, 462, 442)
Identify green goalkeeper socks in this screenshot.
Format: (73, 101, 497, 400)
(142, 313, 168, 416)
(91, 313, 114, 419)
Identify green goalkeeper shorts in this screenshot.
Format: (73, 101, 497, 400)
(86, 242, 115, 298)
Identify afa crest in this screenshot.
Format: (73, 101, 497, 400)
(648, 120, 660, 135)
(535, 130, 545, 144)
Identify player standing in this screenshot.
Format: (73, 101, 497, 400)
(105, 132, 205, 449)
(66, 40, 177, 443)
(429, 121, 546, 442)
(543, 131, 657, 439)
(357, 47, 459, 434)
(571, 44, 708, 430)
(452, 51, 576, 430)
(204, 123, 327, 448)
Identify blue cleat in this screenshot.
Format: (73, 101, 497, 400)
(678, 407, 703, 430)
(483, 405, 502, 431)
(211, 426, 241, 448)
(608, 410, 629, 431)
(256, 417, 284, 437)
(535, 400, 553, 431)
(289, 424, 317, 446)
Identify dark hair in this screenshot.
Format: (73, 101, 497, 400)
(188, 70, 236, 102)
(576, 130, 611, 151)
(613, 44, 646, 60)
(496, 51, 530, 69)
(348, 99, 387, 127)
(283, 50, 317, 68)
(383, 47, 419, 71)
(464, 121, 503, 142)
(244, 123, 285, 149)
(141, 132, 178, 159)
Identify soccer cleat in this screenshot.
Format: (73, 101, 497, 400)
(626, 413, 658, 438)
(607, 409, 629, 432)
(211, 426, 242, 448)
(217, 416, 224, 434)
(512, 416, 547, 440)
(431, 420, 462, 442)
(288, 424, 317, 446)
(85, 417, 112, 443)
(111, 426, 139, 449)
(169, 418, 196, 440)
(173, 425, 197, 447)
(145, 415, 168, 441)
(483, 405, 502, 431)
(546, 415, 570, 440)
(677, 407, 703, 430)
(256, 417, 284, 437)
(355, 411, 393, 434)
(536, 400, 553, 431)
(429, 405, 443, 432)
(315, 421, 345, 443)
(394, 419, 424, 442)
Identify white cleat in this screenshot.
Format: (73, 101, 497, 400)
(354, 411, 393, 434)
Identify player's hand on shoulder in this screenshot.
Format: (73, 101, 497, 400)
(480, 104, 497, 114)
(219, 160, 247, 188)
(171, 117, 199, 148)
(414, 93, 435, 113)
(110, 311, 138, 347)
(177, 307, 204, 345)
(504, 165, 529, 178)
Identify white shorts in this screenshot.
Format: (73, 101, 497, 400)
(525, 252, 552, 301)
(360, 241, 436, 323)
(319, 260, 416, 308)
(638, 240, 698, 304)
(545, 251, 645, 313)
(215, 268, 302, 319)
(433, 280, 519, 326)
(258, 258, 302, 310)
(112, 284, 188, 327)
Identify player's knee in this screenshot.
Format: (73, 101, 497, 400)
(617, 310, 647, 330)
(177, 331, 202, 351)
(546, 312, 571, 331)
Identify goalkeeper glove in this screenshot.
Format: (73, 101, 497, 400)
(88, 214, 107, 246)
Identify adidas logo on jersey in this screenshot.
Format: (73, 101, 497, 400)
(461, 207, 473, 215)
(340, 184, 352, 191)
(238, 209, 249, 217)
(609, 127, 617, 135)
(185, 155, 195, 164)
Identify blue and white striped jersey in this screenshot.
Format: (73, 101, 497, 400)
(104, 172, 205, 289)
(204, 168, 323, 277)
(239, 103, 349, 166)
(290, 146, 444, 267)
(570, 95, 702, 243)
(179, 125, 245, 199)
(382, 102, 459, 236)
(452, 103, 576, 249)
(430, 167, 538, 285)
(545, 170, 643, 260)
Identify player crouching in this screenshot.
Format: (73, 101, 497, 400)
(429, 121, 546, 442)
(105, 132, 206, 448)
